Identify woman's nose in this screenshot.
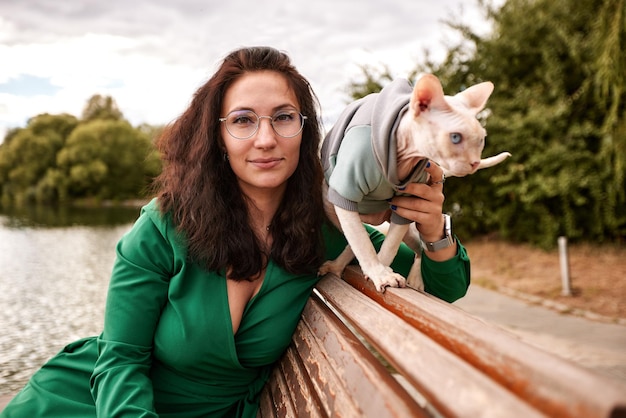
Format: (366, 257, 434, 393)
(253, 117, 277, 146)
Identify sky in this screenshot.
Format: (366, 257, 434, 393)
(0, 0, 496, 142)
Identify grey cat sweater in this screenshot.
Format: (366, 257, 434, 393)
(320, 78, 428, 225)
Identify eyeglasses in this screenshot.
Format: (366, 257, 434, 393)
(219, 108, 307, 140)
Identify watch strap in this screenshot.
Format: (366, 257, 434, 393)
(420, 214, 454, 252)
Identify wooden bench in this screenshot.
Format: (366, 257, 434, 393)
(259, 266, 626, 418)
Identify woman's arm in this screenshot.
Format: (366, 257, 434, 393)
(323, 223, 469, 303)
(90, 203, 178, 417)
(385, 161, 470, 301)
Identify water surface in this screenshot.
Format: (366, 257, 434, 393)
(0, 205, 140, 396)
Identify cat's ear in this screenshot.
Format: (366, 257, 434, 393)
(457, 82, 494, 113)
(411, 74, 447, 116)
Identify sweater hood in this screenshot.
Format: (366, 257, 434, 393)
(368, 79, 413, 182)
(320, 78, 419, 185)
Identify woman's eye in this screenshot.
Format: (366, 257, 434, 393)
(274, 112, 295, 122)
(450, 133, 463, 144)
(233, 116, 253, 125)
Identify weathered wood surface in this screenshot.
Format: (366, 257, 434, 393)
(260, 266, 626, 418)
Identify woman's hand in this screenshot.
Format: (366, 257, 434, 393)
(390, 162, 457, 261)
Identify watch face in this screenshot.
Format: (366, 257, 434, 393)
(444, 214, 452, 236)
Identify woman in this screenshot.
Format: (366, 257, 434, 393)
(1, 46, 469, 417)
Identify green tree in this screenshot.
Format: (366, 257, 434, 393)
(57, 119, 157, 200)
(81, 94, 124, 122)
(346, 65, 395, 101)
(0, 114, 79, 204)
(0, 96, 164, 206)
(137, 123, 164, 181)
(475, 0, 625, 246)
(347, 0, 625, 247)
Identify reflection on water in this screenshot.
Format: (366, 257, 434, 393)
(0, 204, 142, 228)
(0, 205, 141, 396)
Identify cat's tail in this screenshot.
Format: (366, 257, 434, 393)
(477, 152, 511, 170)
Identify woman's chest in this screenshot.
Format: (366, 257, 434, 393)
(151, 265, 318, 376)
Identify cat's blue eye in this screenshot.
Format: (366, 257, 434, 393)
(450, 133, 462, 144)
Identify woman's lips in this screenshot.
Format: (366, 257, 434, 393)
(249, 157, 283, 169)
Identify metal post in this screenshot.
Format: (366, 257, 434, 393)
(558, 236, 572, 296)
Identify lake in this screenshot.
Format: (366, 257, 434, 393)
(0, 204, 142, 397)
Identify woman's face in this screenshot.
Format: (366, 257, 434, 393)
(221, 71, 303, 200)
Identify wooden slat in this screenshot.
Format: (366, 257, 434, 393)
(335, 266, 626, 418)
(294, 295, 430, 417)
(258, 366, 286, 418)
(257, 386, 276, 418)
(277, 347, 325, 418)
(260, 344, 325, 418)
(315, 273, 546, 418)
(268, 355, 298, 418)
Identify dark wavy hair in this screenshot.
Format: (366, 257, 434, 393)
(153, 46, 327, 280)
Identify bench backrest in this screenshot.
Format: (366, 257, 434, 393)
(259, 266, 626, 418)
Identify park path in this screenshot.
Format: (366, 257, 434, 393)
(454, 284, 626, 384)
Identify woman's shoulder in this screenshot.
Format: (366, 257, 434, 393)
(139, 197, 161, 218)
(128, 198, 183, 247)
(139, 197, 170, 224)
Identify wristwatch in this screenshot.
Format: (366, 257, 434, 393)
(420, 214, 455, 252)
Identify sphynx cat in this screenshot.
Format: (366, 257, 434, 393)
(319, 74, 510, 292)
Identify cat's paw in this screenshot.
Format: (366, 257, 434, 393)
(363, 265, 407, 292)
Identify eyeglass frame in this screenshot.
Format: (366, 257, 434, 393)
(219, 108, 308, 140)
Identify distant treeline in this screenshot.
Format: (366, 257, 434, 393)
(0, 95, 162, 207)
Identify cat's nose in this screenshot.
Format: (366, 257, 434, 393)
(470, 161, 480, 171)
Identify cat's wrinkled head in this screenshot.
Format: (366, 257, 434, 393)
(406, 74, 503, 177)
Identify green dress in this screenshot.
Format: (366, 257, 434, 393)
(1, 199, 469, 418)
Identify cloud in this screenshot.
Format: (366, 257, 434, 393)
(0, 0, 493, 141)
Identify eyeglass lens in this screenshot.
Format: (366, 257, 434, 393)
(223, 109, 305, 139)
